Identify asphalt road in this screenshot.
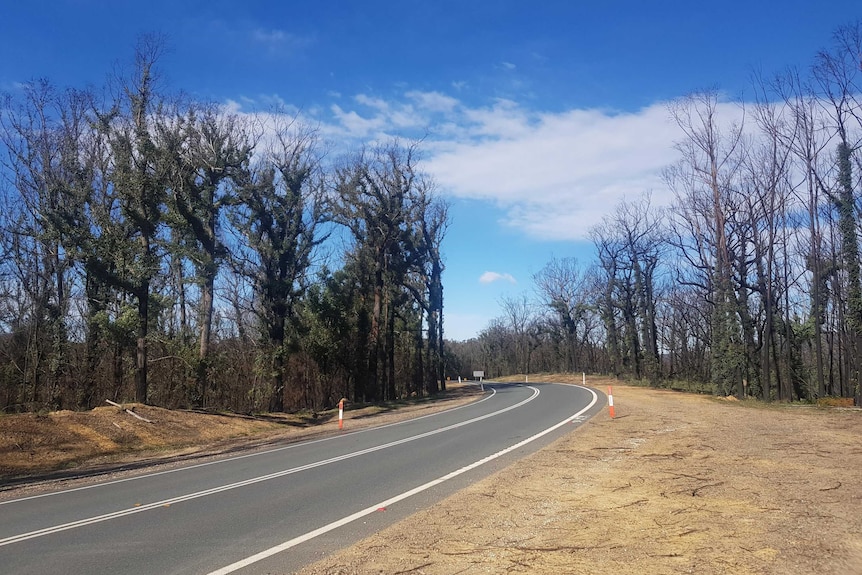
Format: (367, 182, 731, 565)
(0, 382, 602, 574)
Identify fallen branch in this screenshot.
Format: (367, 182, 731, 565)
(614, 498, 649, 509)
(691, 482, 723, 496)
(393, 562, 434, 574)
(105, 399, 154, 424)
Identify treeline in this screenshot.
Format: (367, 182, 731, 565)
(0, 39, 447, 413)
(450, 23, 862, 404)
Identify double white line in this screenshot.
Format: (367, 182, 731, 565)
(209, 385, 599, 575)
(1, 385, 539, 548)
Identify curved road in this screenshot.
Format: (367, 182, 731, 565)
(0, 382, 602, 574)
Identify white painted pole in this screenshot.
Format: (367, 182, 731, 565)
(582, 372, 586, 385)
(338, 399, 344, 430)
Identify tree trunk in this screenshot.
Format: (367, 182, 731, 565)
(135, 279, 149, 404)
(835, 142, 862, 404)
(197, 273, 215, 405)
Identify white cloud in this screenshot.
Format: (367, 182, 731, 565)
(248, 27, 312, 56)
(354, 94, 391, 112)
(227, 88, 749, 241)
(425, 103, 690, 240)
(479, 271, 517, 284)
(459, 98, 533, 139)
(252, 28, 289, 45)
(329, 104, 388, 138)
(223, 99, 243, 114)
(405, 90, 459, 113)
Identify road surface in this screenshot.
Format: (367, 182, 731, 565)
(0, 382, 601, 574)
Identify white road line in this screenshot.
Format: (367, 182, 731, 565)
(0, 385, 497, 506)
(207, 385, 600, 575)
(0, 386, 535, 547)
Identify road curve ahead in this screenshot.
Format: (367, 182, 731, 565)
(0, 382, 602, 574)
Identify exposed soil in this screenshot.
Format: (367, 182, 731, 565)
(2, 377, 861, 575)
(0, 384, 482, 492)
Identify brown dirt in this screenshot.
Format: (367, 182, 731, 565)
(2, 377, 861, 574)
(0, 384, 482, 488)
(296, 375, 862, 575)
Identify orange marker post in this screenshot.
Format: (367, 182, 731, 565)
(608, 386, 615, 419)
(338, 399, 344, 430)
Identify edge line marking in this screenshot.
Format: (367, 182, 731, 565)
(206, 384, 599, 575)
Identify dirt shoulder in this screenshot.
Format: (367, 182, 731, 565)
(296, 375, 862, 575)
(0, 383, 483, 493)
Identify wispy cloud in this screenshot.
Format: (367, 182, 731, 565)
(227, 89, 747, 241)
(206, 20, 315, 60)
(249, 26, 314, 57)
(479, 271, 517, 285)
(405, 90, 459, 114)
(252, 28, 290, 45)
(426, 103, 684, 240)
(329, 103, 389, 138)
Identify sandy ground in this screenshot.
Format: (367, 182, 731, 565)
(2, 377, 861, 574)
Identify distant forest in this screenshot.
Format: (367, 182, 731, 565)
(450, 22, 862, 406)
(3, 22, 862, 415)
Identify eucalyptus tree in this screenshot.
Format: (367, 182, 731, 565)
(589, 223, 625, 377)
(84, 39, 170, 404)
(811, 22, 862, 405)
(159, 104, 253, 405)
(772, 69, 835, 398)
(665, 91, 747, 396)
(303, 266, 363, 405)
(334, 140, 431, 401)
(738, 86, 803, 400)
(407, 187, 449, 394)
(499, 294, 539, 375)
(231, 119, 327, 412)
(478, 318, 515, 377)
(533, 257, 591, 372)
(589, 195, 665, 384)
(0, 80, 94, 408)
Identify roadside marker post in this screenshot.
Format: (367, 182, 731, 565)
(608, 386, 615, 419)
(338, 399, 344, 430)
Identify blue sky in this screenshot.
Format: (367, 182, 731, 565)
(1, 1, 858, 340)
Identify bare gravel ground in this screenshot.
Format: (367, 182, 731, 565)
(296, 375, 862, 575)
